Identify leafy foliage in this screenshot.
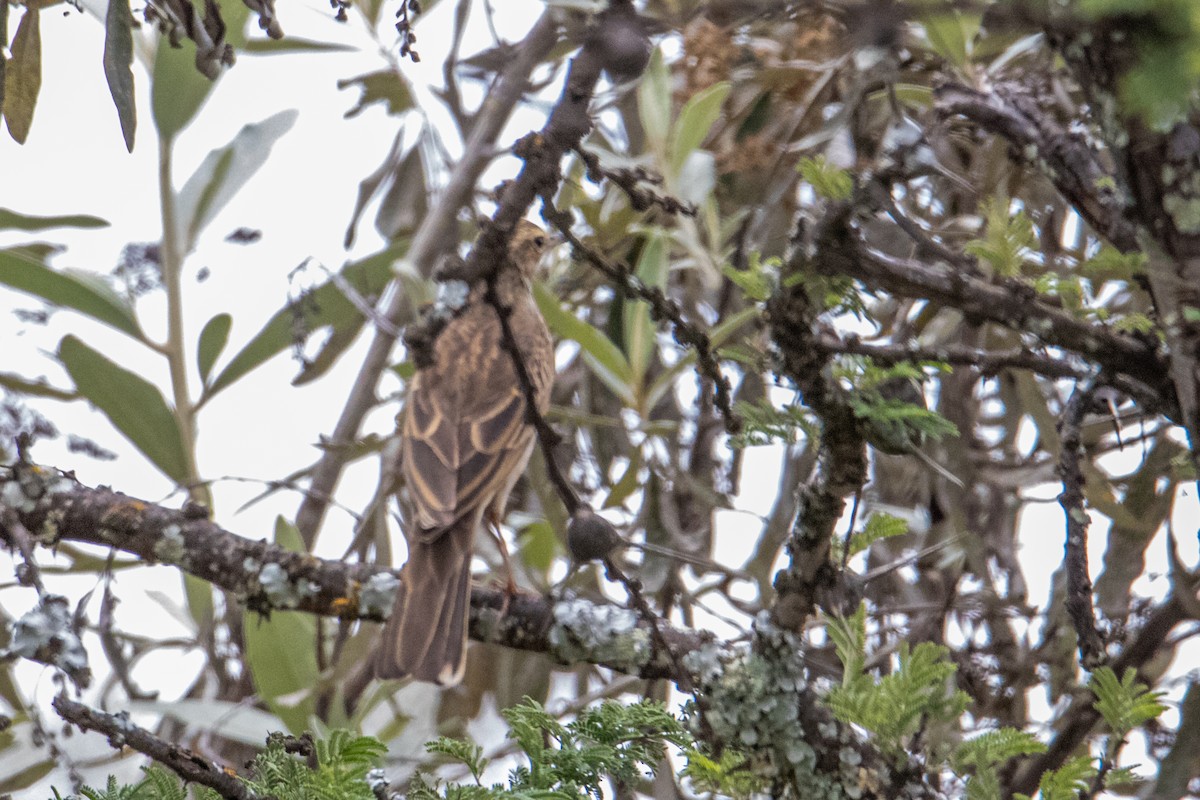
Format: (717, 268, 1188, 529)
(408, 698, 691, 799)
(1090, 667, 1168, 739)
(826, 606, 971, 759)
(57, 733, 386, 800)
(952, 729, 1047, 800)
(730, 398, 817, 448)
(798, 155, 854, 201)
(1015, 754, 1096, 800)
(837, 359, 958, 452)
(831, 511, 911, 562)
(964, 198, 1038, 278)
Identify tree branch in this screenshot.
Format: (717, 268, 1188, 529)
(53, 694, 259, 800)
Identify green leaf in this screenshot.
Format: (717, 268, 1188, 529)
(337, 69, 414, 118)
(0, 248, 142, 339)
(1091, 666, 1168, 737)
(920, 11, 981, 69)
(798, 155, 853, 201)
(151, 0, 251, 139)
(197, 313, 232, 384)
(638, 47, 670, 157)
(0, 758, 53, 793)
(243, 37, 356, 54)
(670, 81, 730, 176)
(1082, 245, 1147, 280)
(965, 198, 1037, 277)
(3, 5, 40, 144)
(826, 605, 867, 680)
(0, 208, 109, 231)
(1035, 755, 1096, 800)
(176, 109, 298, 253)
(237, 516, 320, 733)
(604, 449, 643, 509)
(517, 519, 557, 575)
(838, 511, 909, 560)
(624, 232, 668, 390)
(207, 243, 404, 397)
(954, 728, 1046, 771)
(58, 335, 190, 483)
(534, 282, 634, 404)
(103, 0, 136, 152)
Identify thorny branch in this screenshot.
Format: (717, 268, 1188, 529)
(934, 81, 1139, 253)
(574, 145, 699, 217)
(53, 695, 258, 800)
(540, 202, 742, 435)
(485, 279, 581, 516)
(807, 208, 1174, 418)
(1057, 381, 1107, 669)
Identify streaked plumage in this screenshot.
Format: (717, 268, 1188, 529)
(375, 221, 555, 685)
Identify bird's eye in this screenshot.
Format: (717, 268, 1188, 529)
(534, 236, 545, 247)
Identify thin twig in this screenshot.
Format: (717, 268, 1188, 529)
(484, 279, 582, 516)
(540, 202, 742, 434)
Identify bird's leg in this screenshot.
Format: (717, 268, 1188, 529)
(485, 508, 518, 617)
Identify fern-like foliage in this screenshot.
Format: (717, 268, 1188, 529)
(952, 729, 1047, 800)
(964, 198, 1037, 277)
(836, 359, 958, 452)
(797, 155, 854, 200)
(825, 606, 970, 761)
(730, 398, 817, 448)
(59, 732, 387, 800)
(1090, 666, 1168, 739)
(1014, 754, 1095, 800)
(242, 730, 387, 800)
(410, 698, 691, 800)
(831, 511, 910, 562)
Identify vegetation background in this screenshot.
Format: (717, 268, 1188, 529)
(2, 0, 1200, 798)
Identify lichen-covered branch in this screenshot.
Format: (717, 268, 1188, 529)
(1057, 381, 1106, 668)
(3, 463, 947, 800)
(52, 694, 258, 800)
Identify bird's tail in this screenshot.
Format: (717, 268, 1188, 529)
(374, 518, 473, 685)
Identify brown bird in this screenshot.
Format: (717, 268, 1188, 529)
(375, 220, 555, 685)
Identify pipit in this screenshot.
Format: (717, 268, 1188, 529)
(374, 220, 555, 685)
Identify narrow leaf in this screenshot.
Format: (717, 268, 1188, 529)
(197, 312, 232, 383)
(637, 47, 670, 157)
(604, 449, 643, 509)
(0, 208, 109, 231)
(243, 37, 356, 54)
(3, 5, 41, 144)
(670, 81, 730, 176)
(58, 335, 190, 483)
(103, 0, 136, 152)
(0, 248, 142, 338)
(534, 283, 633, 402)
(242, 516, 318, 733)
(176, 109, 298, 253)
(624, 232, 668, 389)
(151, 0, 250, 138)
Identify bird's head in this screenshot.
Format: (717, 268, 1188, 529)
(508, 220, 554, 280)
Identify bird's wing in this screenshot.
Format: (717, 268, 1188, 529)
(401, 305, 532, 541)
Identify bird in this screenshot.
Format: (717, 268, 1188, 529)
(374, 220, 556, 685)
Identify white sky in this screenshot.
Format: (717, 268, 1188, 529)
(3, 1, 1200, 795)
